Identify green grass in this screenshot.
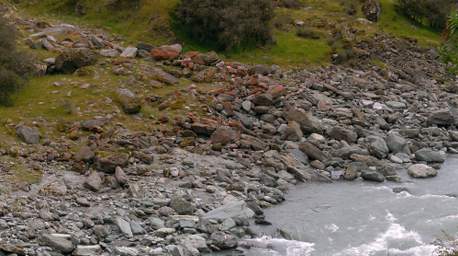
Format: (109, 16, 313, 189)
(378, 0, 442, 47)
(13, 0, 442, 67)
(15, 0, 178, 45)
(227, 31, 331, 66)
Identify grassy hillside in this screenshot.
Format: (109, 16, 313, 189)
(0, 0, 444, 145)
(12, 0, 441, 67)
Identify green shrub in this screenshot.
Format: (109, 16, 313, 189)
(276, 0, 303, 9)
(0, 17, 33, 106)
(296, 27, 321, 39)
(273, 12, 294, 31)
(175, 0, 274, 50)
(395, 0, 456, 30)
(449, 11, 458, 36)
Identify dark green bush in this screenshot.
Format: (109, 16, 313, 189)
(175, 0, 274, 50)
(396, 0, 456, 30)
(276, 0, 303, 9)
(0, 17, 33, 106)
(296, 27, 321, 39)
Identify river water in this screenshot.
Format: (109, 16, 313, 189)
(240, 156, 458, 256)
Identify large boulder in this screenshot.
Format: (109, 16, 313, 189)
(362, 0, 381, 22)
(53, 48, 97, 74)
(16, 125, 40, 144)
(116, 88, 142, 114)
(415, 148, 446, 163)
(386, 132, 410, 154)
(408, 164, 438, 178)
(427, 110, 455, 126)
(151, 44, 182, 60)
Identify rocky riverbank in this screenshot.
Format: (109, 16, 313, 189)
(1, 4, 458, 256)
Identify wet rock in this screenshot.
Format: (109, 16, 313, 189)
(287, 108, 323, 134)
(151, 44, 182, 60)
(392, 187, 410, 194)
(16, 125, 40, 144)
(39, 234, 75, 254)
(53, 48, 96, 74)
(408, 164, 438, 178)
(116, 88, 142, 114)
(367, 136, 389, 159)
(299, 142, 327, 161)
(361, 170, 385, 182)
(415, 148, 446, 163)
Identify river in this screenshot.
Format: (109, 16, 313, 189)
(238, 156, 458, 256)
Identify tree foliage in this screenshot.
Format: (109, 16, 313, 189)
(175, 0, 274, 50)
(396, 0, 456, 30)
(0, 17, 33, 106)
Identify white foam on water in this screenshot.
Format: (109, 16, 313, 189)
(241, 236, 315, 256)
(333, 212, 442, 256)
(325, 223, 340, 233)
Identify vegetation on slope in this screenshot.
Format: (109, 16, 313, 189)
(12, 0, 442, 66)
(0, 16, 33, 106)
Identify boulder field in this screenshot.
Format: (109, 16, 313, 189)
(1, 6, 458, 256)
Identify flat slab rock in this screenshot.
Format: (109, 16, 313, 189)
(203, 200, 255, 220)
